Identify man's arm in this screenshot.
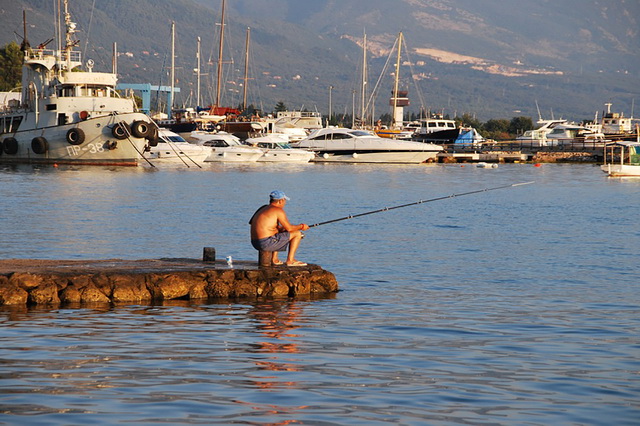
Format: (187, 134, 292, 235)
(276, 209, 309, 232)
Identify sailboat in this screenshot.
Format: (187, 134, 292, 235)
(374, 32, 414, 140)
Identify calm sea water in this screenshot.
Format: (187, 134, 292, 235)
(0, 162, 639, 425)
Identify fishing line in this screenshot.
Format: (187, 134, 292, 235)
(308, 181, 534, 228)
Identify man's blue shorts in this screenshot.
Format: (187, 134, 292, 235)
(251, 232, 290, 252)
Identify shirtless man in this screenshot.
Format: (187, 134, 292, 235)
(249, 190, 310, 266)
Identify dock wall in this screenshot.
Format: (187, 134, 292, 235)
(0, 258, 339, 306)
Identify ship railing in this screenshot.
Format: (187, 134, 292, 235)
(25, 49, 81, 63)
(26, 48, 56, 60)
(476, 140, 607, 153)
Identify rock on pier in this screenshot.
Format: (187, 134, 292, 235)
(0, 258, 339, 306)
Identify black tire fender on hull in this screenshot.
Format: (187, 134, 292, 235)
(112, 122, 131, 140)
(31, 136, 48, 154)
(3, 137, 18, 155)
(131, 120, 151, 138)
(66, 128, 85, 145)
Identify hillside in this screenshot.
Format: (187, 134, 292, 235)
(2, 0, 639, 122)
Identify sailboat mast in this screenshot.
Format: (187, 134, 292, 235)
(242, 27, 250, 111)
(196, 36, 201, 107)
(392, 32, 402, 128)
(170, 21, 175, 117)
(360, 32, 367, 127)
(215, 0, 226, 107)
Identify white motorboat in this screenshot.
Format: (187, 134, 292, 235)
(144, 129, 210, 164)
(189, 131, 263, 162)
(292, 128, 442, 163)
(601, 141, 640, 177)
(545, 123, 606, 146)
(516, 119, 568, 147)
(0, 1, 154, 166)
(246, 134, 315, 163)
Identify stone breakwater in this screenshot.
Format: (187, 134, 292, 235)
(0, 258, 339, 306)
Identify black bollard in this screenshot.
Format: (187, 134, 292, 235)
(203, 247, 216, 262)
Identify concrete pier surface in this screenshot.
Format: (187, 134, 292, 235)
(0, 258, 339, 306)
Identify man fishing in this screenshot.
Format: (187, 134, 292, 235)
(249, 190, 310, 267)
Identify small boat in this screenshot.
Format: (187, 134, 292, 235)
(144, 129, 210, 164)
(516, 119, 568, 147)
(246, 134, 315, 163)
(189, 131, 263, 162)
(601, 140, 640, 177)
(545, 123, 606, 146)
(292, 128, 442, 164)
(0, 1, 154, 166)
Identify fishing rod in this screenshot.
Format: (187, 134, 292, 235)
(309, 181, 534, 228)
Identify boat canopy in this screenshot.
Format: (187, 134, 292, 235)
(605, 141, 640, 165)
(454, 128, 485, 145)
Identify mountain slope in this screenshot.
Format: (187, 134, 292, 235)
(2, 0, 639, 121)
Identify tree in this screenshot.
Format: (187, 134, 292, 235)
(274, 101, 287, 113)
(483, 119, 510, 133)
(0, 42, 23, 92)
(456, 113, 482, 130)
(509, 116, 533, 136)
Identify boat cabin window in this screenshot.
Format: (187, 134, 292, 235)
(204, 140, 230, 147)
(428, 122, 437, 128)
(331, 132, 354, 140)
(57, 86, 75, 97)
(80, 85, 108, 97)
(0, 116, 22, 133)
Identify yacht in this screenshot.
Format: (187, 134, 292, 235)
(189, 131, 263, 162)
(292, 128, 442, 163)
(246, 134, 315, 163)
(144, 129, 210, 164)
(545, 123, 606, 146)
(516, 119, 568, 147)
(0, 1, 154, 166)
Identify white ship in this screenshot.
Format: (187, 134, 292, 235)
(0, 1, 154, 166)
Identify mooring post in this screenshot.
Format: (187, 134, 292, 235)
(203, 247, 216, 262)
(258, 250, 272, 268)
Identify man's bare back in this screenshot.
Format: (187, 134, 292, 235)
(250, 204, 290, 240)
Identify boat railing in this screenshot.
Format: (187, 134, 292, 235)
(26, 48, 82, 64)
(476, 139, 607, 153)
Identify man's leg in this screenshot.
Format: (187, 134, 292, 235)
(286, 231, 305, 265)
(271, 251, 283, 265)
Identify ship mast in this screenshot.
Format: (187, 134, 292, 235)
(392, 32, 403, 129)
(360, 32, 367, 127)
(170, 21, 175, 117)
(215, 0, 226, 107)
(242, 27, 250, 111)
(196, 36, 201, 107)
(62, 0, 78, 70)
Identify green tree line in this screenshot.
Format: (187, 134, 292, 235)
(0, 41, 23, 92)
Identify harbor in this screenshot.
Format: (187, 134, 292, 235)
(0, 1, 638, 425)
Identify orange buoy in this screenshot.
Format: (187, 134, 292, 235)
(534, 163, 542, 167)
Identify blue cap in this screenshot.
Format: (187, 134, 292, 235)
(270, 190, 290, 201)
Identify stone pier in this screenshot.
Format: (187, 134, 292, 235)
(0, 258, 339, 306)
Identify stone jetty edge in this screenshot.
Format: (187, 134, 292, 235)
(0, 258, 339, 306)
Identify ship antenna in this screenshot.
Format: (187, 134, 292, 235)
(63, 0, 79, 69)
